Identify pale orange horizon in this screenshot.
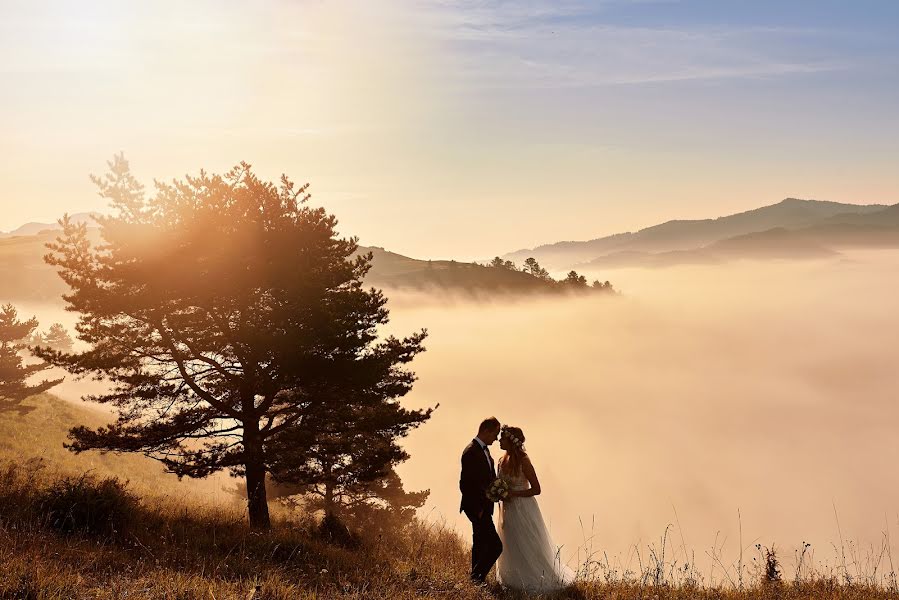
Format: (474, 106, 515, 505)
(2, 1, 898, 260)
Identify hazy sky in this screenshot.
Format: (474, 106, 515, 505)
(2, 1, 898, 259)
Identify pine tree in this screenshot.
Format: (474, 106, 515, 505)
(563, 270, 588, 288)
(37, 154, 429, 530)
(592, 280, 614, 293)
(523, 257, 551, 281)
(489, 257, 517, 271)
(0, 304, 62, 414)
(43, 323, 74, 353)
(266, 391, 429, 525)
(343, 468, 428, 531)
(294, 468, 428, 532)
(25, 330, 46, 347)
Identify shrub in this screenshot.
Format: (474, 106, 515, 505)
(317, 512, 360, 548)
(0, 459, 43, 523)
(37, 473, 137, 537)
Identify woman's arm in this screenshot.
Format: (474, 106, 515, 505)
(510, 456, 541, 498)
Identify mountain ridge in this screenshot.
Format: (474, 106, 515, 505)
(502, 198, 895, 270)
(0, 212, 101, 238)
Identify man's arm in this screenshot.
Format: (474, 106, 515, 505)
(460, 447, 485, 516)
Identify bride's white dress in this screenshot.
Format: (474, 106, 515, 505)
(496, 462, 575, 593)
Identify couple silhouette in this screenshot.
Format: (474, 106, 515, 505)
(459, 417, 574, 592)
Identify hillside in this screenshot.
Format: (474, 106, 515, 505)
(361, 247, 560, 294)
(504, 198, 896, 269)
(0, 393, 231, 501)
(2, 394, 895, 598)
(0, 229, 69, 302)
(0, 230, 564, 304)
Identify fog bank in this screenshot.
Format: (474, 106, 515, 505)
(390, 251, 899, 581)
(17, 251, 899, 581)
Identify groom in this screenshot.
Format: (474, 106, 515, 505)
(459, 416, 503, 584)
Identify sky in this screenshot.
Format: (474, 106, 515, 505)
(2, 0, 898, 259)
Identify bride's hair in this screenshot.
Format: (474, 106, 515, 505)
(500, 425, 527, 476)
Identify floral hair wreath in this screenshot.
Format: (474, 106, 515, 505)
(500, 425, 525, 450)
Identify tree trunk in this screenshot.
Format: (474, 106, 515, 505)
(246, 460, 270, 530)
(244, 427, 271, 530)
(324, 480, 335, 517)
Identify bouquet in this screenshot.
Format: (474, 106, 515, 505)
(486, 477, 511, 502)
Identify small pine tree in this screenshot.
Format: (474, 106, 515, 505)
(25, 330, 46, 347)
(0, 304, 62, 414)
(564, 271, 588, 288)
(489, 257, 517, 271)
(329, 468, 428, 532)
(522, 257, 551, 281)
(267, 390, 429, 526)
(591, 280, 614, 293)
(43, 323, 74, 353)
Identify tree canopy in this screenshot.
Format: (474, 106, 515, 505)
(38, 154, 430, 529)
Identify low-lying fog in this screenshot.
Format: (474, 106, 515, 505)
(20, 250, 899, 581)
(389, 250, 899, 580)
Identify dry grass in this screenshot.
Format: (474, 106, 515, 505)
(2, 461, 899, 600)
(2, 396, 899, 599)
(0, 394, 232, 502)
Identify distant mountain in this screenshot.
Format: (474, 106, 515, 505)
(581, 229, 837, 270)
(818, 203, 899, 228)
(503, 199, 889, 269)
(0, 212, 100, 238)
(578, 213, 899, 270)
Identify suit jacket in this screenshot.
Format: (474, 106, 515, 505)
(459, 438, 496, 517)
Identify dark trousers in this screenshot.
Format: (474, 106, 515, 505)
(464, 508, 502, 582)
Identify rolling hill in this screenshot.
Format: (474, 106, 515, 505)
(0, 212, 100, 238)
(0, 228, 563, 304)
(360, 246, 560, 294)
(0, 393, 231, 500)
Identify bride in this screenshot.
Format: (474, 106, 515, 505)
(496, 425, 576, 593)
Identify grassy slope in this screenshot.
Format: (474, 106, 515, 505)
(0, 230, 69, 303)
(0, 394, 230, 501)
(1, 395, 897, 599)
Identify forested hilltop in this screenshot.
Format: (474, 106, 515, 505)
(1, 226, 613, 303)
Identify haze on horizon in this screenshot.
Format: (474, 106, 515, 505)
(3, 0, 899, 260)
(389, 250, 899, 578)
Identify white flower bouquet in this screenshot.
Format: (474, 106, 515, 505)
(486, 477, 511, 502)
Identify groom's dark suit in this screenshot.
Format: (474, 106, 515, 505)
(459, 438, 503, 583)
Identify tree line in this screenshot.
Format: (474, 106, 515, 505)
(489, 256, 614, 292)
